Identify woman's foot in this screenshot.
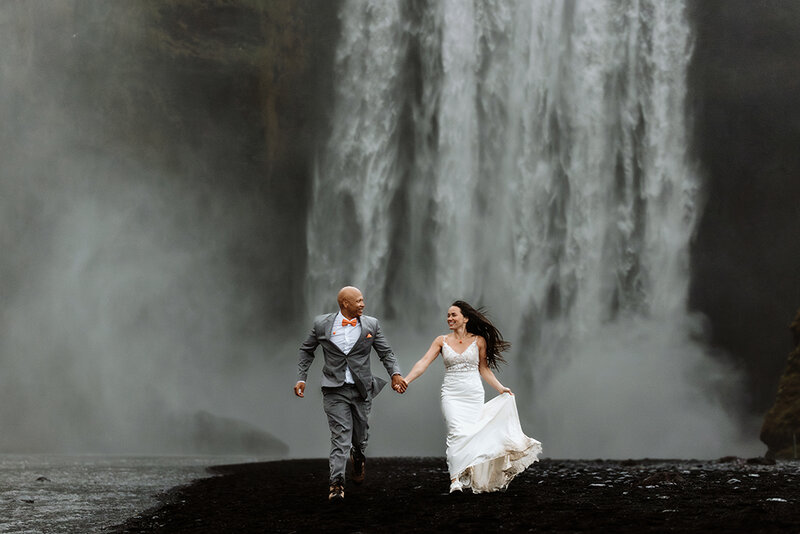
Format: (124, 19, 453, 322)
(449, 478, 463, 493)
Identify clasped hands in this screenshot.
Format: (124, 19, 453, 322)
(294, 375, 409, 396)
(391, 374, 408, 394)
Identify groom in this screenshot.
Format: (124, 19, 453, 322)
(294, 286, 407, 501)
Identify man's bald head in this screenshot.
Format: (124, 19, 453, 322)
(338, 286, 365, 319)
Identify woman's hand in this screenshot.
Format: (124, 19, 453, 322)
(392, 374, 408, 393)
(500, 386, 513, 395)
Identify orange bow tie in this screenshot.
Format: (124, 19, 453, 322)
(342, 318, 357, 327)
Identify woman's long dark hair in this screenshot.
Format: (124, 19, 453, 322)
(452, 300, 509, 370)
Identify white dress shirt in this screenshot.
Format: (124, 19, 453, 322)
(330, 311, 360, 384)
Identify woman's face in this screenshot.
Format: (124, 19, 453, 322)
(446, 306, 467, 330)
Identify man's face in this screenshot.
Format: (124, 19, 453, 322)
(342, 290, 365, 317)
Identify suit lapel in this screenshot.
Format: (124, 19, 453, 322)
(350, 316, 370, 353)
(318, 313, 347, 357)
(320, 312, 336, 339)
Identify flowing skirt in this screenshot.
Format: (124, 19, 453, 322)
(441, 370, 542, 493)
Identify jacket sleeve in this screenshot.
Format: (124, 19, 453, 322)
(297, 323, 319, 382)
(371, 319, 401, 378)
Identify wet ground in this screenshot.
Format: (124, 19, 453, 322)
(113, 457, 800, 533)
(0, 455, 218, 534)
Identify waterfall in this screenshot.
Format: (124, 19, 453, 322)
(306, 0, 407, 309)
(310, 0, 752, 458)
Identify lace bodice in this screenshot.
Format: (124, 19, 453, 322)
(442, 337, 479, 373)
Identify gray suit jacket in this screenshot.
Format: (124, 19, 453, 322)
(298, 313, 401, 400)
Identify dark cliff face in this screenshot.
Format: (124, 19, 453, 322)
(60, 0, 340, 328)
(0, 0, 340, 452)
(760, 309, 800, 457)
(688, 0, 800, 413)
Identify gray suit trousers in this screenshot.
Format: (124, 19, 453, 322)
(323, 384, 371, 484)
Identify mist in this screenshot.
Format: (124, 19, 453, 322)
(0, 1, 792, 460)
(0, 1, 314, 454)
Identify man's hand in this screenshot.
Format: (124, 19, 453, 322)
(294, 381, 306, 398)
(391, 374, 408, 394)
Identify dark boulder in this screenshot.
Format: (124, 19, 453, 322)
(167, 410, 289, 456)
(760, 309, 800, 458)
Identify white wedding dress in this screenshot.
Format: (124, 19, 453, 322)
(440, 337, 542, 493)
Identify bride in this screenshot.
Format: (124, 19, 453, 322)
(402, 300, 542, 493)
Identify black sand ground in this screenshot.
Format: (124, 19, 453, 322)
(112, 457, 800, 533)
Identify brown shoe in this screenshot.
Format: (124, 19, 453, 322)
(351, 451, 365, 485)
(328, 480, 344, 501)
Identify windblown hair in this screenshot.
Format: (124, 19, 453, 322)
(451, 300, 509, 370)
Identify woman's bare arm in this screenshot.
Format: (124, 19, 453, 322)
(404, 336, 444, 385)
(477, 337, 512, 394)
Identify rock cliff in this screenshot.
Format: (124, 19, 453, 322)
(689, 0, 800, 413)
(760, 309, 800, 458)
(63, 0, 341, 324)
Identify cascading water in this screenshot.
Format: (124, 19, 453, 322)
(310, 0, 755, 457)
(306, 1, 407, 309)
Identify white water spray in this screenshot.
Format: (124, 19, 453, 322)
(310, 0, 755, 458)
